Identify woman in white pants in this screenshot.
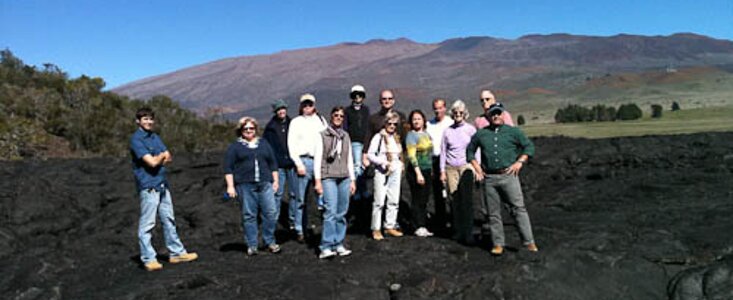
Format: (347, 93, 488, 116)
(367, 112, 404, 240)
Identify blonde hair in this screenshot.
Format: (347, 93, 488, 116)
(235, 116, 259, 137)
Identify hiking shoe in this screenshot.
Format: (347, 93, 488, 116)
(527, 243, 539, 252)
(246, 247, 258, 256)
(169, 252, 198, 264)
(144, 260, 163, 271)
(319, 249, 336, 259)
(335, 246, 352, 257)
(491, 245, 504, 256)
(384, 228, 403, 237)
(372, 230, 384, 241)
(268, 244, 282, 254)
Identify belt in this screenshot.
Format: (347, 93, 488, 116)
(300, 155, 314, 159)
(485, 168, 509, 175)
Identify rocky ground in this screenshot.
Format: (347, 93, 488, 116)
(2, 132, 733, 299)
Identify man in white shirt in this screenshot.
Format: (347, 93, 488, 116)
(425, 98, 453, 231)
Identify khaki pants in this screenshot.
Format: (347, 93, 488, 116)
(445, 164, 474, 194)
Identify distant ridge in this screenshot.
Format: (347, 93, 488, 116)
(112, 33, 733, 119)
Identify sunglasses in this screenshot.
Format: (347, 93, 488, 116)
(481, 98, 494, 102)
(387, 122, 399, 126)
(243, 127, 256, 131)
(381, 97, 394, 100)
(302, 102, 314, 107)
(452, 111, 465, 116)
(489, 111, 503, 117)
(332, 114, 345, 119)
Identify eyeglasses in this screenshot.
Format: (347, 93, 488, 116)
(332, 114, 345, 119)
(387, 122, 398, 126)
(302, 102, 314, 107)
(452, 111, 465, 116)
(481, 98, 494, 102)
(243, 127, 256, 131)
(381, 97, 394, 100)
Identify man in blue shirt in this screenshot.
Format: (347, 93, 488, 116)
(130, 107, 198, 271)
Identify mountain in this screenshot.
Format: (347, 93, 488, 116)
(113, 33, 733, 120)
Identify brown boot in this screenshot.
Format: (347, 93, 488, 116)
(526, 243, 539, 252)
(144, 260, 163, 271)
(490, 245, 504, 256)
(170, 252, 198, 263)
(372, 230, 384, 241)
(384, 228, 403, 237)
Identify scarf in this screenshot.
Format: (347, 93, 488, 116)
(325, 126, 346, 161)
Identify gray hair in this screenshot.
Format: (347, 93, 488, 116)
(450, 99, 470, 119)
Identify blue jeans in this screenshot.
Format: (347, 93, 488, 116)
(320, 177, 351, 251)
(237, 182, 277, 248)
(138, 188, 186, 264)
(351, 142, 364, 177)
(292, 157, 314, 234)
(276, 168, 298, 227)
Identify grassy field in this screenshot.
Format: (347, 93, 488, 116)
(521, 106, 733, 138)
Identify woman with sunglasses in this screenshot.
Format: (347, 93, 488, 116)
(287, 93, 328, 242)
(405, 109, 434, 237)
(224, 117, 281, 255)
(313, 107, 356, 258)
(367, 112, 404, 240)
(440, 100, 477, 244)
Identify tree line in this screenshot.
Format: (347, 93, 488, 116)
(0, 50, 233, 160)
(554, 102, 678, 123)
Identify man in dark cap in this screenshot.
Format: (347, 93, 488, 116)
(466, 103, 538, 255)
(263, 99, 298, 229)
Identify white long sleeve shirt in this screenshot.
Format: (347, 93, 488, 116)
(288, 114, 328, 169)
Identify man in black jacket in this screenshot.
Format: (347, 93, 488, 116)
(263, 99, 298, 229)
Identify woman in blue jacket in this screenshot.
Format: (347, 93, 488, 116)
(224, 117, 281, 256)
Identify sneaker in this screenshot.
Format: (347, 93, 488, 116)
(169, 252, 198, 264)
(384, 228, 403, 237)
(491, 245, 504, 256)
(268, 244, 282, 254)
(144, 260, 163, 272)
(319, 249, 336, 259)
(372, 230, 384, 241)
(415, 227, 433, 237)
(335, 246, 352, 257)
(246, 247, 258, 256)
(527, 243, 539, 252)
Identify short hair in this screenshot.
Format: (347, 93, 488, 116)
(330, 106, 345, 123)
(135, 107, 155, 120)
(432, 98, 446, 108)
(235, 116, 259, 137)
(408, 109, 427, 130)
(450, 99, 470, 119)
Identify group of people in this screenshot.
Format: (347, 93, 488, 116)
(129, 86, 539, 271)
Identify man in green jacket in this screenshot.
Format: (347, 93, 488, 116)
(466, 103, 538, 255)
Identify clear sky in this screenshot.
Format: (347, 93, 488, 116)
(2, 0, 732, 89)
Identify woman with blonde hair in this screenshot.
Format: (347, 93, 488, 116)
(367, 112, 404, 240)
(224, 117, 281, 255)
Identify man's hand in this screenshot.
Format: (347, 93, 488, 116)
(416, 170, 425, 186)
(162, 151, 172, 164)
(470, 160, 484, 182)
(362, 156, 371, 167)
(507, 161, 523, 176)
(440, 171, 447, 183)
(349, 181, 356, 195)
(297, 167, 306, 176)
(272, 181, 279, 193)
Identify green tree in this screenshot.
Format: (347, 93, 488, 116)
(517, 115, 525, 126)
(617, 104, 643, 120)
(651, 104, 663, 118)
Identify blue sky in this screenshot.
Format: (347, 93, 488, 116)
(2, 0, 732, 89)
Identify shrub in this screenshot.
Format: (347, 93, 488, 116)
(616, 104, 643, 120)
(671, 102, 681, 111)
(651, 104, 663, 118)
(517, 115, 525, 126)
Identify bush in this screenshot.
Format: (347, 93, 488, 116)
(555, 104, 593, 123)
(517, 115, 525, 126)
(651, 104, 663, 118)
(671, 102, 681, 111)
(616, 104, 643, 120)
